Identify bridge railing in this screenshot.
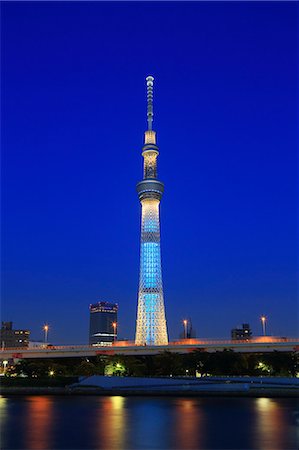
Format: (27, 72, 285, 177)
(170, 337, 295, 346)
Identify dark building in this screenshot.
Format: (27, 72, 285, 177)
(0, 321, 30, 348)
(231, 323, 252, 340)
(89, 302, 118, 346)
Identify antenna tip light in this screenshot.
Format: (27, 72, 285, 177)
(146, 75, 154, 84)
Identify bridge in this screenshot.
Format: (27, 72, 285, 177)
(1, 337, 298, 361)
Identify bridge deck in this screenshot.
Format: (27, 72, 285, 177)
(1, 337, 298, 359)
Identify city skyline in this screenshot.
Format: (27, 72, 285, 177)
(2, 2, 297, 344)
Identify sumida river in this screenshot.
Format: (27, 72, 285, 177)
(1, 395, 298, 449)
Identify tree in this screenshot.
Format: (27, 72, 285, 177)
(204, 350, 248, 376)
(153, 351, 184, 376)
(75, 361, 97, 376)
(260, 351, 297, 376)
(14, 360, 49, 377)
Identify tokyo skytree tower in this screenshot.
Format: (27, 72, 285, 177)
(135, 76, 168, 346)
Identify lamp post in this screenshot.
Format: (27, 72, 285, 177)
(112, 322, 117, 343)
(183, 319, 188, 339)
(43, 324, 49, 344)
(260, 316, 266, 336)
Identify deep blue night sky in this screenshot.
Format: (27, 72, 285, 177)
(2, 2, 297, 344)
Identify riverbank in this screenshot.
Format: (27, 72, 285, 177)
(2, 375, 298, 397)
(1, 386, 298, 397)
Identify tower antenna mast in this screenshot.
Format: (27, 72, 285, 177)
(146, 75, 154, 131)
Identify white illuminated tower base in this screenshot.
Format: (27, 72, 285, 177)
(135, 76, 168, 346)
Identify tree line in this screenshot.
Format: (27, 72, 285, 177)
(7, 349, 298, 379)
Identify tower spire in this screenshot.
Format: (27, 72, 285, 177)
(146, 75, 154, 130)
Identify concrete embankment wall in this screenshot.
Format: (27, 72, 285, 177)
(74, 375, 299, 392)
(77, 375, 299, 386)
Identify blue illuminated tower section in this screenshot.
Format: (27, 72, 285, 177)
(135, 76, 168, 345)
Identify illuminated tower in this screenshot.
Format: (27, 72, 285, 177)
(135, 76, 168, 345)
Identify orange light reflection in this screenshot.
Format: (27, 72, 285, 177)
(97, 396, 127, 449)
(26, 396, 53, 450)
(174, 399, 204, 449)
(254, 397, 285, 450)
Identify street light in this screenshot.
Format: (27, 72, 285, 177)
(260, 316, 266, 336)
(112, 322, 117, 343)
(2, 360, 8, 375)
(43, 324, 49, 344)
(183, 319, 188, 339)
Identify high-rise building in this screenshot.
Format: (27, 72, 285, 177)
(231, 323, 252, 340)
(0, 321, 30, 348)
(89, 302, 118, 346)
(135, 76, 168, 346)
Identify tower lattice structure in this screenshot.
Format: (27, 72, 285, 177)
(135, 76, 168, 346)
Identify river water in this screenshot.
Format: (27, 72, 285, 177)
(0, 395, 298, 449)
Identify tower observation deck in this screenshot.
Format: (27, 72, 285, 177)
(135, 76, 168, 346)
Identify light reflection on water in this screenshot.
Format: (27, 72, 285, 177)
(1, 395, 298, 449)
(174, 398, 205, 449)
(0, 396, 8, 432)
(97, 396, 127, 449)
(26, 396, 54, 450)
(254, 397, 292, 450)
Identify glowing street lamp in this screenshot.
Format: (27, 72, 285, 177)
(183, 319, 188, 339)
(2, 360, 8, 374)
(43, 324, 49, 344)
(260, 316, 267, 336)
(112, 322, 117, 343)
